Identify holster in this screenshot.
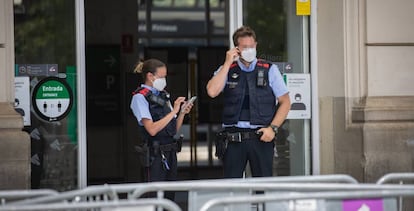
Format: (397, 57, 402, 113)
(174, 137, 183, 153)
(214, 130, 228, 160)
(135, 144, 152, 167)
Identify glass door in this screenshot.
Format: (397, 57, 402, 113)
(14, 0, 85, 190)
(241, 0, 311, 175)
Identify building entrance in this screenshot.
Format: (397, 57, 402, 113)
(13, 0, 312, 190)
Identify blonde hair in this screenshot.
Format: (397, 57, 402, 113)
(133, 59, 166, 80)
(133, 61, 144, 73)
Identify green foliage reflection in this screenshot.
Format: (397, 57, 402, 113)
(14, 0, 75, 67)
(244, 0, 286, 62)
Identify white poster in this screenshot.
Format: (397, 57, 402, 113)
(14, 76, 31, 126)
(285, 73, 311, 119)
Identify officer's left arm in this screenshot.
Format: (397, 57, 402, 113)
(175, 100, 194, 132)
(271, 93, 291, 127)
(258, 64, 291, 142)
(260, 93, 291, 142)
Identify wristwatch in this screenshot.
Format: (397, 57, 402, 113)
(269, 124, 279, 134)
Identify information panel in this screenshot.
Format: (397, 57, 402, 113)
(286, 73, 311, 119)
(14, 76, 31, 126)
(32, 77, 73, 122)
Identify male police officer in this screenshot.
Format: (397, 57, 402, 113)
(207, 26, 291, 178)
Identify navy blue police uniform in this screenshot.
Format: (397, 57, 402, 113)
(131, 86, 178, 182)
(221, 59, 285, 178)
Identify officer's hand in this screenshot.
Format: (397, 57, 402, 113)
(225, 47, 240, 64)
(257, 127, 276, 142)
(173, 97, 186, 114)
(180, 101, 193, 115)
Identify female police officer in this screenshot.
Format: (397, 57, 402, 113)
(130, 58, 193, 183)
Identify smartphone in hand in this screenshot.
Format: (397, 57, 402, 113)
(180, 96, 196, 114)
(188, 96, 197, 104)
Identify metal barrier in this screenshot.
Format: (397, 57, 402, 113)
(199, 189, 414, 211)
(212, 174, 359, 184)
(127, 174, 358, 210)
(5, 174, 414, 211)
(377, 172, 414, 185)
(0, 198, 181, 211)
(0, 175, 357, 210)
(7, 184, 121, 206)
(127, 180, 414, 211)
(4, 183, 413, 211)
(124, 174, 358, 199)
(0, 189, 58, 205)
(376, 172, 414, 211)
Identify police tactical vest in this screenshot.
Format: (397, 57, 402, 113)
(132, 87, 177, 143)
(222, 60, 276, 125)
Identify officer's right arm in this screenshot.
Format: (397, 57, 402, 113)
(206, 48, 239, 98)
(142, 97, 186, 136)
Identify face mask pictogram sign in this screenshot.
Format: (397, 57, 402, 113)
(32, 77, 73, 122)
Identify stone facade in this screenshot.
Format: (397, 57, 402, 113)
(318, 0, 414, 182)
(0, 103, 30, 189)
(0, 0, 31, 189)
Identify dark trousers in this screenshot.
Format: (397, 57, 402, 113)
(223, 136, 274, 178)
(147, 150, 177, 182)
(144, 149, 177, 201)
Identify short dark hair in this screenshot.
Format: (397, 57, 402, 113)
(232, 26, 257, 46)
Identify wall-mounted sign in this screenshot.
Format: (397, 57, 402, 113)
(14, 76, 31, 126)
(296, 0, 311, 16)
(273, 62, 293, 74)
(86, 45, 121, 126)
(342, 198, 384, 211)
(285, 73, 311, 119)
(16, 64, 58, 77)
(122, 34, 133, 53)
(138, 20, 207, 36)
(32, 77, 73, 122)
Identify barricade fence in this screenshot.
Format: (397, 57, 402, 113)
(0, 198, 181, 211)
(1, 173, 414, 211)
(0, 189, 58, 205)
(376, 172, 414, 211)
(2, 175, 356, 206)
(377, 172, 414, 185)
(198, 189, 414, 211)
(127, 181, 414, 211)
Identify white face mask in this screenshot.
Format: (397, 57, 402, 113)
(241, 48, 257, 63)
(152, 77, 167, 91)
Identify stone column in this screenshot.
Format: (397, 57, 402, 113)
(353, 97, 414, 182)
(0, 0, 31, 189)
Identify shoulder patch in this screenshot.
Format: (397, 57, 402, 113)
(256, 60, 270, 69)
(132, 87, 151, 96)
(229, 62, 238, 69)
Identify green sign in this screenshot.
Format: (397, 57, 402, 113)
(32, 77, 73, 121)
(35, 80, 70, 99)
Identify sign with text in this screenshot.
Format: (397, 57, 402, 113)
(138, 20, 207, 36)
(285, 73, 311, 119)
(14, 76, 31, 126)
(16, 64, 58, 77)
(32, 77, 73, 122)
(86, 45, 121, 126)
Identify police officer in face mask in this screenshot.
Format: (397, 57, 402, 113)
(130, 59, 193, 185)
(207, 26, 291, 178)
